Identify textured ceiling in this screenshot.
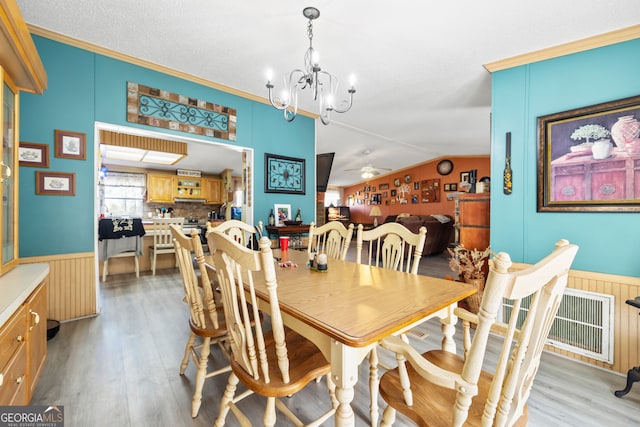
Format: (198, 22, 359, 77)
(16, 0, 640, 186)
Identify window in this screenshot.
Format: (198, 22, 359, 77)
(324, 188, 342, 207)
(99, 172, 146, 217)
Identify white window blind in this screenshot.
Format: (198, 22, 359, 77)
(99, 172, 146, 217)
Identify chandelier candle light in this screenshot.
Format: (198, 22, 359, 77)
(266, 7, 356, 125)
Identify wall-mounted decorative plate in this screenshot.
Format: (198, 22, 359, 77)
(404, 174, 411, 183)
(437, 159, 454, 175)
(394, 178, 401, 187)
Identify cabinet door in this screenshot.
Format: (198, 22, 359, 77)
(26, 282, 47, 400)
(146, 173, 174, 203)
(202, 178, 221, 204)
(0, 70, 18, 275)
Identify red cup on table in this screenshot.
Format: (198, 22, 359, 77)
(279, 236, 290, 251)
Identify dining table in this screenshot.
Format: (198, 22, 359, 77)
(248, 248, 477, 427)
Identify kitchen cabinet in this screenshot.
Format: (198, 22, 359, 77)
(0, 266, 48, 405)
(26, 283, 47, 399)
(202, 178, 222, 204)
(147, 173, 174, 203)
(0, 71, 18, 276)
(0, 0, 47, 277)
(175, 177, 203, 199)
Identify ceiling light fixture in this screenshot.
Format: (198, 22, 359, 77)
(266, 7, 356, 125)
(99, 130, 187, 165)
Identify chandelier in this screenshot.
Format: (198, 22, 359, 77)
(266, 7, 355, 125)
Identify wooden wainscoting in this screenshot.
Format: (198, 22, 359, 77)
(512, 263, 640, 375)
(20, 252, 97, 322)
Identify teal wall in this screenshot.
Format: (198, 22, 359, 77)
(19, 36, 316, 257)
(491, 38, 640, 276)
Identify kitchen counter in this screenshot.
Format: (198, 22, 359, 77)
(0, 264, 50, 326)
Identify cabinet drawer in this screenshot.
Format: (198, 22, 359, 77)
(0, 305, 26, 369)
(0, 343, 27, 405)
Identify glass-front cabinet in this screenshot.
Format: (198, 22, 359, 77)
(0, 68, 18, 275)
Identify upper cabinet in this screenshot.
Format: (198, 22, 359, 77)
(0, 1, 47, 276)
(0, 72, 18, 275)
(146, 173, 174, 203)
(202, 177, 221, 204)
(0, 0, 47, 94)
(147, 172, 222, 204)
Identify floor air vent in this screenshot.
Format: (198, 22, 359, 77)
(500, 288, 614, 363)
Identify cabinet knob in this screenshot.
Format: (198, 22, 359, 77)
(15, 375, 24, 384)
(30, 310, 40, 330)
(16, 334, 23, 343)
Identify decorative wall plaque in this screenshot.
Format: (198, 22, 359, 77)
(127, 82, 237, 141)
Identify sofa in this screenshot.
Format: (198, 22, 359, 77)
(383, 214, 454, 256)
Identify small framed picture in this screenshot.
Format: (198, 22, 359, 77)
(36, 171, 76, 196)
(460, 171, 470, 184)
(55, 130, 86, 160)
(273, 204, 292, 227)
(19, 142, 49, 168)
(444, 183, 451, 191)
(413, 181, 420, 190)
(451, 183, 458, 191)
(390, 189, 397, 197)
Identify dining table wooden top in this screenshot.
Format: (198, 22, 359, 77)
(257, 249, 477, 348)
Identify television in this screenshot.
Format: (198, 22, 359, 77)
(316, 152, 334, 193)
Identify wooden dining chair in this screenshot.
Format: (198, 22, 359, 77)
(150, 217, 184, 275)
(307, 220, 354, 260)
(206, 219, 261, 250)
(170, 225, 230, 418)
(208, 231, 337, 427)
(356, 222, 427, 274)
(355, 222, 427, 426)
(378, 239, 579, 427)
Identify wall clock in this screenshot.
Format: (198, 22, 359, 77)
(437, 159, 454, 176)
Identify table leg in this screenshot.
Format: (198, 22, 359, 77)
(615, 366, 640, 397)
(330, 341, 372, 427)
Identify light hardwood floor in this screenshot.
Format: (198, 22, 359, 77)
(31, 249, 640, 426)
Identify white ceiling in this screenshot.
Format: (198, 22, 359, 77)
(16, 0, 640, 186)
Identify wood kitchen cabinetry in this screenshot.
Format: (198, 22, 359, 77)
(147, 173, 222, 204)
(147, 173, 175, 203)
(202, 178, 222, 204)
(0, 276, 48, 405)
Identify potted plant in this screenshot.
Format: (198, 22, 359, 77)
(447, 244, 492, 313)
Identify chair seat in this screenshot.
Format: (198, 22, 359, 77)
(231, 327, 331, 398)
(379, 350, 528, 427)
(188, 308, 228, 339)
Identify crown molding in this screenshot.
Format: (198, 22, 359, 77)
(484, 24, 640, 72)
(27, 24, 318, 119)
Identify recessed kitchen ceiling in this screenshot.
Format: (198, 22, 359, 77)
(96, 123, 245, 176)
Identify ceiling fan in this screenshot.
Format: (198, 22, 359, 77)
(345, 163, 392, 179)
(345, 149, 392, 178)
